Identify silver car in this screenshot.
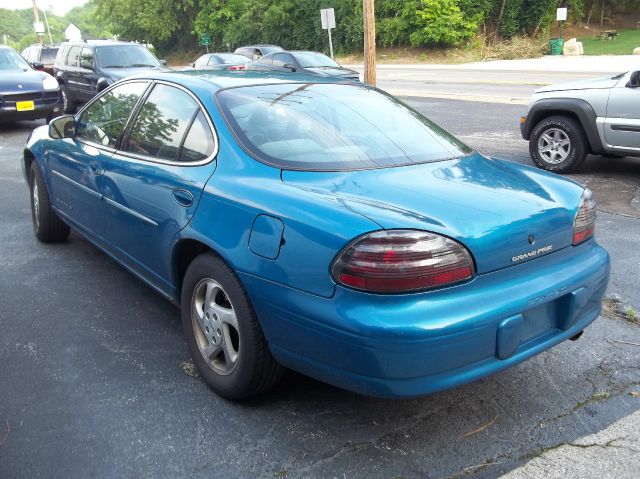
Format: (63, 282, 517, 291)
(520, 69, 640, 172)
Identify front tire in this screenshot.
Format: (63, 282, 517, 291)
(181, 253, 283, 399)
(29, 162, 70, 243)
(529, 115, 587, 173)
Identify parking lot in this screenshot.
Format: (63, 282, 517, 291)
(1, 94, 639, 478)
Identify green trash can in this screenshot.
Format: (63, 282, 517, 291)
(549, 38, 564, 55)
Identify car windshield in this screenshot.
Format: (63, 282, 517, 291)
(294, 52, 339, 68)
(261, 46, 283, 55)
(217, 83, 472, 171)
(41, 48, 59, 63)
(96, 45, 160, 68)
(218, 54, 249, 64)
(0, 48, 31, 71)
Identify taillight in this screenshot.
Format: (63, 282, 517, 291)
(227, 65, 245, 71)
(331, 230, 475, 293)
(573, 188, 596, 245)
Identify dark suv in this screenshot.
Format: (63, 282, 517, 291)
(54, 40, 167, 113)
(21, 44, 59, 75)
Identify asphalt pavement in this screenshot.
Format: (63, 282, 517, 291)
(0, 92, 638, 478)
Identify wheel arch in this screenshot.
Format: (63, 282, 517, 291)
(96, 78, 111, 92)
(172, 238, 230, 306)
(23, 149, 36, 183)
(523, 98, 604, 154)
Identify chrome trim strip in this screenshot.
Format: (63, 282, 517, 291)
(103, 196, 158, 227)
(51, 169, 101, 198)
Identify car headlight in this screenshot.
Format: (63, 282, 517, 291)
(42, 75, 59, 90)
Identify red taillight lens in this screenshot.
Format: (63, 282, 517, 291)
(227, 65, 245, 71)
(331, 230, 475, 293)
(573, 188, 596, 245)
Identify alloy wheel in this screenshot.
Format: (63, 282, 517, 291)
(191, 278, 240, 375)
(538, 128, 571, 164)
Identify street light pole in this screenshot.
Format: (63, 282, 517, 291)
(363, 0, 376, 86)
(42, 7, 53, 44)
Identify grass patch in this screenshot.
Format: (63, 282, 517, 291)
(579, 29, 640, 55)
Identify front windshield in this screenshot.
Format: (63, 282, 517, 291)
(96, 45, 160, 68)
(216, 83, 472, 171)
(0, 48, 31, 71)
(295, 52, 339, 68)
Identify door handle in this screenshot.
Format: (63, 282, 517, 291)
(172, 189, 194, 207)
(88, 161, 103, 175)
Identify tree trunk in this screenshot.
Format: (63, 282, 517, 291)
(600, 0, 605, 29)
(493, 0, 508, 41)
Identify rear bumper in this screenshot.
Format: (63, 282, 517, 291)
(239, 240, 610, 398)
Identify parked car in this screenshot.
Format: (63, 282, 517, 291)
(187, 53, 249, 71)
(54, 40, 168, 113)
(521, 69, 640, 172)
(245, 50, 360, 81)
(23, 70, 610, 399)
(22, 43, 60, 75)
(0, 45, 62, 123)
(234, 44, 283, 60)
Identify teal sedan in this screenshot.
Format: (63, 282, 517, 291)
(22, 71, 610, 399)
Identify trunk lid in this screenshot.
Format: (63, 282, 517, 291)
(281, 154, 583, 274)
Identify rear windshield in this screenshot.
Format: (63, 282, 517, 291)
(41, 48, 59, 63)
(96, 45, 159, 68)
(294, 52, 339, 68)
(216, 83, 472, 171)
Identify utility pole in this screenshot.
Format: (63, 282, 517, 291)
(31, 0, 43, 44)
(363, 0, 376, 86)
(42, 7, 53, 44)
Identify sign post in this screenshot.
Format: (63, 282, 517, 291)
(200, 33, 212, 54)
(556, 8, 567, 40)
(320, 8, 335, 59)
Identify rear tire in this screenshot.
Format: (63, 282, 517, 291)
(60, 85, 76, 114)
(29, 162, 70, 243)
(529, 115, 587, 173)
(181, 253, 283, 399)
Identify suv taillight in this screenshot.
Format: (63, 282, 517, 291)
(331, 230, 475, 293)
(573, 188, 596, 245)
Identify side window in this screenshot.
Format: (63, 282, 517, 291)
(80, 47, 94, 68)
(257, 55, 272, 66)
(66, 46, 81, 67)
(179, 111, 215, 163)
(272, 54, 293, 68)
(76, 82, 148, 147)
(122, 84, 199, 161)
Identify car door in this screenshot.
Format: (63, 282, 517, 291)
(77, 46, 99, 101)
(604, 71, 640, 150)
(102, 81, 217, 286)
(47, 80, 150, 241)
(64, 46, 84, 103)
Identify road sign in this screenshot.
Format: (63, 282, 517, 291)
(200, 33, 212, 46)
(64, 24, 82, 41)
(556, 8, 567, 21)
(320, 8, 336, 59)
(321, 8, 335, 30)
(33, 22, 45, 34)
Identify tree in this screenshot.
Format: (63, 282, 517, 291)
(410, 0, 479, 47)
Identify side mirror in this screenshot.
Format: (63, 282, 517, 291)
(80, 60, 93, 70)
(627, 71, 640, 88)
(283, 63, 296, 72)
(31, 61, 44, 71)
(49, 115, 76, 139)
(160, 59, 167, 66)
